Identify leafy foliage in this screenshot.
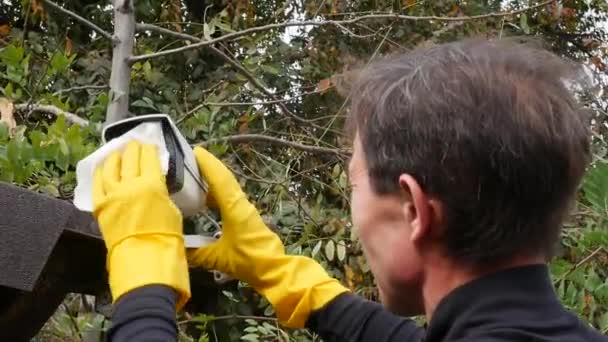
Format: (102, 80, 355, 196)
(1, 0, 607, 340)
(0, 116, 97, 198)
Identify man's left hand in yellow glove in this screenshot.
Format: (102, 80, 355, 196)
(188, 147, 350, 329)
(93, 141, 191, 310)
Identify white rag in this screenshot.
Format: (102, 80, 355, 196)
(73, 122, 170, 212)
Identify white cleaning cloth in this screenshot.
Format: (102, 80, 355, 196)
(73, 122, 170, 212)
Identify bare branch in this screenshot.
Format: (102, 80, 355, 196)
(106, 0, 136, 124)
(198, 134, 350, 157)
(42, 0, 114, 41)
(209, 46, 320, 125)
(177, 89, 328, 124)
(136, 23, 202, 42)
(131, 0, 555, 63)
(179, 314, 278, 325)
(15, 103, 91, 127)
(136, 24, 323, 126)
(52, 85, 109, 96)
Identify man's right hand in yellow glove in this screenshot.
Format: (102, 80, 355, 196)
(188, 147, 350, 328)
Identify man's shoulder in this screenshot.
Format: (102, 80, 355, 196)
(453, 324, 608, 342)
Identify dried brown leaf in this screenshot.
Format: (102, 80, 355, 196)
(32, 0, 45, 17)
(0, 97, 16, 135)
(591, 56, 606, 72)
(0, 24, 10, 36)
(403, 0, 417, 9)
(561, 7, 576, 18)
(169, 0, 182, 32)
(65, 37, 73, 55)
(317, 78, 332, 94)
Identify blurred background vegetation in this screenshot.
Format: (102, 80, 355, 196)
(0, 0, 607, 340)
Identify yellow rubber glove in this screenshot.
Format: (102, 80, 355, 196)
(93, 141, 191, 310)
(188, 147, 349, 328)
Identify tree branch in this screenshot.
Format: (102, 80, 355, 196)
(176, 88, 328, 124)
(136, 24, 322, 126)
(15, 103, 91, 127)
(198, 134, 350, 157)
(42, 0, 114, 41)
(106, 0, 136, 124)
(130, 0, 555, 63)
(52, 85, 109, 96)
(209, 46, 320, 125)
(178, 314, 278, 325)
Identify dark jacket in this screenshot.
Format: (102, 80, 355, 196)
(109, 264, 607, 341)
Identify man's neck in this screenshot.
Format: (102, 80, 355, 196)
(421, 254, 547, 321)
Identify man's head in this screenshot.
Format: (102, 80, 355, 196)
(345, 39, 590, 316)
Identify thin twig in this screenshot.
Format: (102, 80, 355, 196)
(176, 89, 329, 124)
(553, 246, 605, 285)
(197, 134, 350, 157)
(136, 23, 324, 126)
(210, 45, 318, 125)
(319, 24, 392, 142)
(21, 0, 32, 44)
(52, 85, 109, 96)
(205, 91, 326, 106)
(130, 0, 555, 63)
(15, 103, 91, 127)
(178, 314, 278, 325)
(42, 0, 114, 41)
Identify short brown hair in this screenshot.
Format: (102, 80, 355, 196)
(344, 38, 591, 265)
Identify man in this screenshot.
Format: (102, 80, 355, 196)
(92, 39, 607, 341)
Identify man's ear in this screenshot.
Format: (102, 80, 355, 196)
(398, 174, 431, 243)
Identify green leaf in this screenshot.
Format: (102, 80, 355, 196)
(6, 65, 23, 84)
(599, 312, 608, 332)
(263, 304, 274, 316)
(0, 45, 24, 66)
(2, 83, 13, 98)
(520, 14, 531, 34)
(332, 164, 341, 178)
(261, 322, 276, 332)
(50, 52, 72, 74)
(357, 255, 370, 273)
(131, 97, 157, 110)
(203, 22, 215, 41)
(325, 240, 335, 261)
(311, 240, 322, 258)
(584, 268, 602, 291)
(215, 22, 235, 33)
(208, 143, 228, 156)
(40, 184, 60, 197)
(582, 161, 608, 215)
(240, 333, 259, 342)
(0, 122, 9, 141)
(245, 319, 258, 326)
(222, 290, 239, 303)
(21, 54, 30, 77)
(261, 64, 280, 75)
(337, 243, 346, 261)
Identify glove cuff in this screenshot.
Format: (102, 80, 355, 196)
(256, 255, 350, 329)
(108, 234, 192, 311)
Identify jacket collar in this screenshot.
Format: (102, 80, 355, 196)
(425, 264, 563, 340)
